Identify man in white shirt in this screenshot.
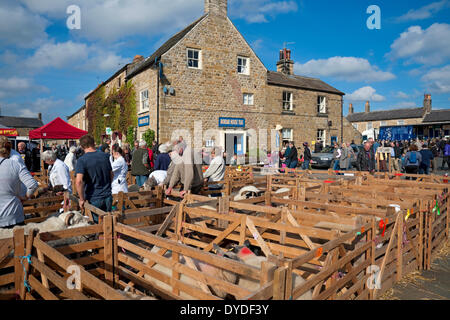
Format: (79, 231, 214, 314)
(142, 170, 168, 191)
(42, 150, 72, 194)
(203, 147, 225, 197)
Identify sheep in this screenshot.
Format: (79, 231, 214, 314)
(215, 243, 312, 300)
(233, 186, 264, 201)
(117, 286, 158, 300)
(142, 245, 239, 299)
(0, 211, 92, 247)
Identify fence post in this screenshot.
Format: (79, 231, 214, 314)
(103, 214, 114, 286)
(396, 211, 403, 281)
(265, 175, 272, 206)
(273, 266, 287, 300)
(419, 202, 424, 271)
(13, 228, 25, 299)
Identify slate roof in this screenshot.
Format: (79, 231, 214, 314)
(0, 116, 43, 128)
(346, 107, 425, 122)
(267, 71, 345, 95)
(422, 109, 450, 123)
(126, 15, 207, 79)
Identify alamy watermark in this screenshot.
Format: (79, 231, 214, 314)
(366, 5, 381, 30)
(66, 5, 81, 30)
(366, 265, 382, 290)
(66, 265, 81, 290)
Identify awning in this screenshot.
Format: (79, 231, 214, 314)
(29, 117, 88, 140)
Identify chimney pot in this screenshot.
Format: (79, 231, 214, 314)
(349, 103, 354, 114)
(365, 101, 370, 113)
(38, 113, 42, 121)
(276, 47, 294, 75)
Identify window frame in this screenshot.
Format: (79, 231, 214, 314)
(397, 120, 405, 126)
(380, 121, 387, 127)
(317, 96, 327, 114)
(367, 122, 373, 130)
(353, 123, 358, 130)
(237, 56, 250, 75)
(282, 128, 293, 141)
(140, 89, 149, 112)
(243, 93, 254, 105)
(187, 48, 201, 69)
(282, 91, 293, 111)
(317, 129, 326, 144)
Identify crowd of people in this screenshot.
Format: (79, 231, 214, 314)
(279, 137, 450, 175)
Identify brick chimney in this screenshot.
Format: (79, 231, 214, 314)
(38, 113, 42, 121)
(132, 55, 144, 64)
(205, 0, 227, 17)
(349, 103, 354, 114)
(276, 48, 294, 75)
(423, 93, 432, 113)
(365, 101, 370, 113)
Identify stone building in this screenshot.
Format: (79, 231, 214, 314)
(347, 94, 449, 140)
(67, 105, 87, 131)
(0, 113, 44, 137)
(81, 0, 360, 159)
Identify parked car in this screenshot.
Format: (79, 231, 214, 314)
(310, 146, 334, 169)
(311, 145, 364, 169)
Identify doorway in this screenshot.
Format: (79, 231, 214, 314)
(225, 132, 245, 164)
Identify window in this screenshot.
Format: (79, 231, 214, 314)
(243, 93, 254, 105)
(380, 121, 387, 127)
(282, 91, 293, 111)
(140, 89, 149, 112)
(317, 129, 326, 144)
(282, 128, 293, 141)
(353, 123, 358, 130)
(367, 122, 373, 130)
(187, 48, 201, 69)
(237, 56, 250, 75)
(118, 77, 121, 88)
(317, 96, 327, 114)
(397, 120, 405, 125)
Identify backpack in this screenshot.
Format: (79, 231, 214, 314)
(409, 152, 417, 164)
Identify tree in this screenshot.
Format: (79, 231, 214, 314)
(142, 129, 155, 148)
(126, 126, 135, 146)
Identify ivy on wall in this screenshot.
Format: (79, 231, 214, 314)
(87, 81, 137, 144)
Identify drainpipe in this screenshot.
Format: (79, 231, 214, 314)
(157, 62, 160, 145)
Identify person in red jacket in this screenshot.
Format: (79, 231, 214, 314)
(147, 146, 154, 171)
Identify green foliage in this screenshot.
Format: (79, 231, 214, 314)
(126, 126, 135, 146)
(142, 129, 155, 148)
(87, 81, 137, 145)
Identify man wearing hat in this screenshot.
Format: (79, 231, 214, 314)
(154, 142, 171, 171)
(302, 142, 312, 170)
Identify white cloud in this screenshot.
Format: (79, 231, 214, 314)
(346, 86, 385, 102)
(294, 57, 395, 82)
(230, 0, 298, 23)
(0, 1, 48, 48)
(0, 98, 66, 121)
(251, 39, 264, 50)
(395, 101, 417, 108)
(387, 23, 450, 65)
(395, 0, 449, 22)
(422, 64, 450, 93)
(394, 91, 409, 99)
(24, 41, 128, 72)
(20, 0, 203, 42)
(0, 77, 48, 99)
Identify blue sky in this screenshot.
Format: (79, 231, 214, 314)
(0, 0, 449, 124)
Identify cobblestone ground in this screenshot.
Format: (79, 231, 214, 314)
(379, 241, 450, 300)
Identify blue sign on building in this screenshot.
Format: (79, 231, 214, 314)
(138, 116, 150, 127)
(218, 117, 245, 128)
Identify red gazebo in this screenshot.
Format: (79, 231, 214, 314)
(29, 117, 88, 140)
(29, 117, 88, 172)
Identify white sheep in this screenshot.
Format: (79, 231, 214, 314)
(233, 186, 264, 201)
(142, 245, 238, 299)
(216, 244, 312, 300)
(0, 211, 92, 247)
(117, 286, 157, 300)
